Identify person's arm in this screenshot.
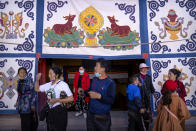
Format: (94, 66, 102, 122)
(49, 96, 73, 105)
(98, 80, 116, 104)
(34, 73, 42, 92)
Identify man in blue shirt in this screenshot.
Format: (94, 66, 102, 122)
(86, 58, 116, 131)
(126, 75, 145, 131)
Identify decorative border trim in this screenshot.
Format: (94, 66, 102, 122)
(176, 0, 196, 20)
(15, 0, 35, 20)
(0, 101, 8, 108)
(0, 59, 7, 68)
(178, 57, 196, 75)
(185, 91, 196, 108)
(177, 31, 196, 52)
(0, 45, 8, 52)
(14, 31, 34, 52)
(152, 59, 171, 81)
(139, 0, 149, 55)
(115, 3, 136, 23)
(0, 1, 8, 9)
(154, 91, 161, 109)
(150, 31, 171, 54)
(46, 0, 67, 21)
(148, 0, 168, 21)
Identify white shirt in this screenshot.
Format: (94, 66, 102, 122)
(39, 80, 72, 108)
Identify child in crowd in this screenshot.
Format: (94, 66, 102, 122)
(126, 75, 146, 131)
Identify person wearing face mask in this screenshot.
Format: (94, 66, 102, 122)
(136, 63, 157, 131)
(73, 66, 90, 118)
(35, 66, 73, 131)
(14, 67, 38, 131)
(85, 58, 116, 131)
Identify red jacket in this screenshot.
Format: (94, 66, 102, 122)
(73, 72, 90, 104)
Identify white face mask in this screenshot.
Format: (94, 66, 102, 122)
(79, 70, 84, 74)
(95, 72, 101, 78)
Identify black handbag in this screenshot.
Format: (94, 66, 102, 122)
(60, 91, 73, 108)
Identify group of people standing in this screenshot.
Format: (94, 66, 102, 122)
(126, 64, 190, 131)
(127, 63, 156, 131)
(13, 58, 115, 131)
(2, 58, 191, 131)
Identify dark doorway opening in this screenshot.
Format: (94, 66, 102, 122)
(38, 58, 145, 111)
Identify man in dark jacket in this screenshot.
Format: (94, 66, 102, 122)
(85, 58, 116, 131)
(136, 63, 157, 130)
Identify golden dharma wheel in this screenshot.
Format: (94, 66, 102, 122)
(79, 6, 104, 46)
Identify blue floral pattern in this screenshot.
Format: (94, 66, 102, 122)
(115, 3, 136, 23)
(0, 101, 8, 108)
(0, 1, 8, 9)
(148, 0, 168, 21)
(177, 32, 196, 52)
(14, 31, 34, 52)
(16, 78, 36, 113)
(0, 59, 7, 68)
(47, 0, 67, 21)
(150, 31, 171, 54)
(154, 91, 161, 109)
(152, 60, 171, 81)
(185, 91, 196, 108)
(15, 0, 35, 20)
(178, 58, 196, 76)
(176, 0, 196, 20)
(0, 45, 8, 52)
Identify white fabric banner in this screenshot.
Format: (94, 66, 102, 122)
(42, 0, 141, 56)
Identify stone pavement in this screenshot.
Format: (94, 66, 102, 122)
(0, 111, 195, 131)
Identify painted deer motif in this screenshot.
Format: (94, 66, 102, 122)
(107, 16, 131, 37)
(52, 14, 77, 35)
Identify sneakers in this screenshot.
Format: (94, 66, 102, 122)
(83, 113, 87, 119)
(75, 111, 83, 117)
(75, 111, 87, 118)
